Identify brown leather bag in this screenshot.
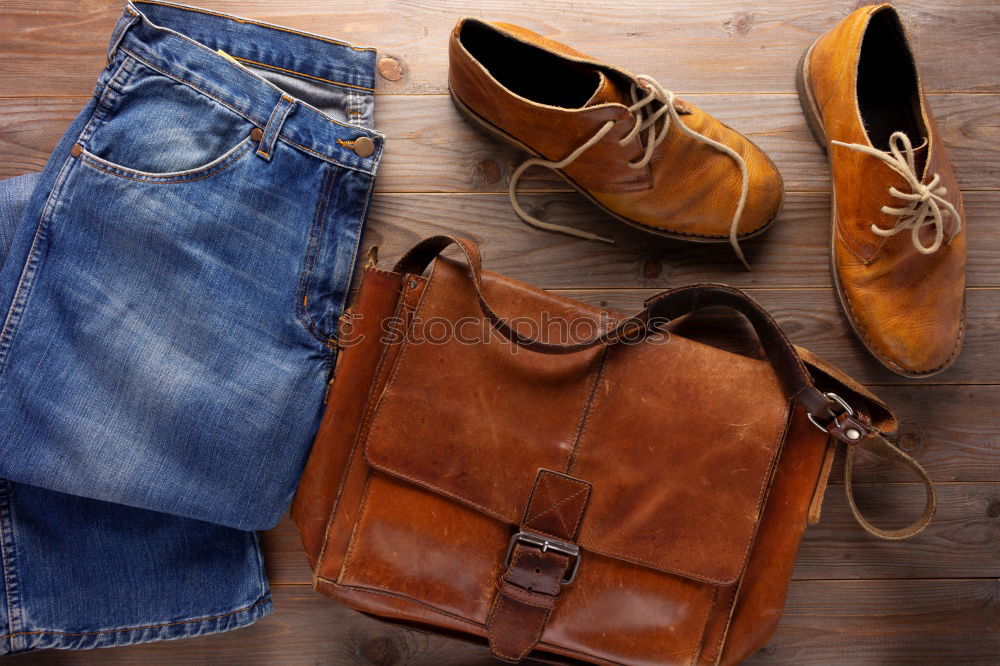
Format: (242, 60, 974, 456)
(291, 236, 935, 665)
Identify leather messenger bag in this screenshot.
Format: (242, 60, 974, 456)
(292, 236, 935, 665)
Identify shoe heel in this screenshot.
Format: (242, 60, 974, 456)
(796, 40, 830, 153)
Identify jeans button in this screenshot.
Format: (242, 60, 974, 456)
(250, 127, 263, 142)
(352, 136, 375, 158)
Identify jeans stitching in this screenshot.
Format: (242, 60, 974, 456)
(249, 531, 268, 610)
(106, 12, 140, 64)
(121, 47, 258, 126)
(348, 90, 360, 127)
(0, 481, 23, 653)
(296, 164, 340, 346)
(256, 100, 284, 160)
(131, 0, 376, 53)
(0, 128, 89, 377)
(232, 56, 374, 92)
(297, 164, 335, 344)
(282, 136, 379, 174)
(330, 167, 377, 343)
(77, 139, 253, 184)
(0, 597, 270, 641)
(121, 47, 379, 174)
(79, 56, 135, 148)
(258, 97, 296, 161)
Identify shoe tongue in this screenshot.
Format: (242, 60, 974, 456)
(581, 71, 693, 116)
(582, 71, 630, 107)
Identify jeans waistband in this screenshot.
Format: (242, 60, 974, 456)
(108, 0, 383, 174)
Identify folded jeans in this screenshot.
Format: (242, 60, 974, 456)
(0, 0, 383, 654)
(0, 1, 382, 531)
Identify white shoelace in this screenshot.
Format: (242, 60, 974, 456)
(831, 131, 961, 254)
(508, 74, 751, 267)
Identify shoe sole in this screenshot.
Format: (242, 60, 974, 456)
(795, 38, 964, 378)
(449, 87, 782, 246)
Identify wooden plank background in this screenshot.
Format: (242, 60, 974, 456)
(2, 0, 998, 663)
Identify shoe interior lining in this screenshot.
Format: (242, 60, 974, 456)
(459, 21, 600, 109)
(856, 8, 926, 152)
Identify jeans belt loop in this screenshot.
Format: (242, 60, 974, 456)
(256, 95, 297, 162)
(106, 6, 140, 66)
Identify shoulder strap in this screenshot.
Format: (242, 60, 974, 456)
(394, 235, 936, 539)
(396, 236, 834, 415)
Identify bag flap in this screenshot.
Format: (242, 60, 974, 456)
(362, 258, 795, 585)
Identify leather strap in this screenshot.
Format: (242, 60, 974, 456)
(394, 236, 936, 543)
(488, 548, 571, 663)
(830, 413, 937, 540)
(395, 236, 834, 418)
(487, 470, 591, 662)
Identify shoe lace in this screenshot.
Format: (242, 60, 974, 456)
(508, 74, 751, 267)
(831, 131, 961, 254)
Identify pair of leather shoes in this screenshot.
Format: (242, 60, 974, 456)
(448, 4, 965, 377)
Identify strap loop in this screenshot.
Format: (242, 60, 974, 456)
(826, 416, 937, 540)
(106, 7, 140, 65)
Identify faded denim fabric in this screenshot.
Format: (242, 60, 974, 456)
(0, 173, 269, 655)
(0, 1, 382, 531)
(0, 174, 32, 260)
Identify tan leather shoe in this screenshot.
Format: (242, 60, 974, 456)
(797, 4, 966, 377)
(448, 18, 783, 267)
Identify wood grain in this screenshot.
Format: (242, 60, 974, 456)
(9, 580, 997, 665)
(2, 0, 998, 663)
(794, 482, 1000, 580)
(359, 192, 1000, 289)
(2, 93, 997, 192)
(1, 156, 997, 292)
(2, 1, 998, 96)
(373, 92, 1000, 193)
(744, 578, 1000, 665)
(825, 385, 1000, 483)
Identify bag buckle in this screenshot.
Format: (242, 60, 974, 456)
(505, 531, 581, 584)
(807, 392, 864, 441)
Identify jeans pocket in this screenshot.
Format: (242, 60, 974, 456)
(76, 137, 255, 184)
(79, 56, 257, 179)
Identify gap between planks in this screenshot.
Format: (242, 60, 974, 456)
(1, 91, 998, 99)
(544, 286, 1000, 292)
(265, 577, 1000, 588)
(378, 188, 1000, 194)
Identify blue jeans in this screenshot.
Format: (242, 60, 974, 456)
(0, 1, 381, 530)
(0, 1, 380, 654)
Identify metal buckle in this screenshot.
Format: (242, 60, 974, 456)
(505, 531, 581, 585)
(807, 392, 855, 433)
